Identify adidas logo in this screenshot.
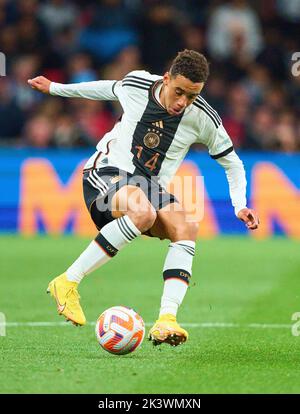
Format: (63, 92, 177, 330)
(152, 120, 164, 129)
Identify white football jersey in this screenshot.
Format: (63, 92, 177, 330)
(50, 70, 247, 215)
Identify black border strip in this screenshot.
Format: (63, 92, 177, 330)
(210, 146, 234, 160)
(112, 81, 118, 98)
(95, 233, 118, 257)
(163, 269, 191, 284)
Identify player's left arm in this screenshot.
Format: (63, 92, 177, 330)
(204, 121, 259, 230)
(215, 151, 259, 230)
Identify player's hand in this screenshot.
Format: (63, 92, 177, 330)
(237, 208, 259, 230)
(27, 76, 51, 94)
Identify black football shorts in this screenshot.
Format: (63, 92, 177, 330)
(83, 166, 177, 230)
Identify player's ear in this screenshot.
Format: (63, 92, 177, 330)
(163, 72, 170, 85)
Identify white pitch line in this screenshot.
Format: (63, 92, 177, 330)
(0, 321, 292, 329)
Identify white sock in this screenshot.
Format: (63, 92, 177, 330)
(159, 240, 195, 317)
(66, 215, 141, 283)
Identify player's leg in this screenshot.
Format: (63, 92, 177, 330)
(48, 172, 156, 326)
(65, 184, 156, 282)
(148, 203, 199, 346)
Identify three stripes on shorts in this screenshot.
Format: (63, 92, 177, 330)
(86, 170, 109, 196)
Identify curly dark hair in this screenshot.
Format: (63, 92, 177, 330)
(169, 49, 209, 83)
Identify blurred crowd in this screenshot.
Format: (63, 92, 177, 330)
(0, 0, 300, 152)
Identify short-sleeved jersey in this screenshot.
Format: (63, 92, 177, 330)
(79, 70, 233, 188)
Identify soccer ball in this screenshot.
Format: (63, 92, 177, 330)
(95, 306, 145, 355)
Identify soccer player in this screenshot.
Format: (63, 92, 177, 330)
(28, 50, 259, 347)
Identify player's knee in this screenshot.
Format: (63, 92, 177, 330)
(143, 208, 157, 231)
(128, 206, 157, 233)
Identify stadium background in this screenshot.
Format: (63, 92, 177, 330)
(1, 0, 300, 395)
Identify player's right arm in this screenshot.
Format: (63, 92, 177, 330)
(27, 75, 120, 101)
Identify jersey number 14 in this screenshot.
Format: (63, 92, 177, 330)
(135, 146, 160, 172)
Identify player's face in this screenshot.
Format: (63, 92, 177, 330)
(161, 73, 204, 116)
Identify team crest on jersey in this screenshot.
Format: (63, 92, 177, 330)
(110, 175, 123, 184)
(143, 132, 160, 149)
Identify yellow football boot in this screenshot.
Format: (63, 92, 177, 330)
(47, 273, 86, 326)
(148, 314, 188, 346)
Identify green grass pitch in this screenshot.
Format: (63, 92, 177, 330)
(0, 235, 300, 394)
